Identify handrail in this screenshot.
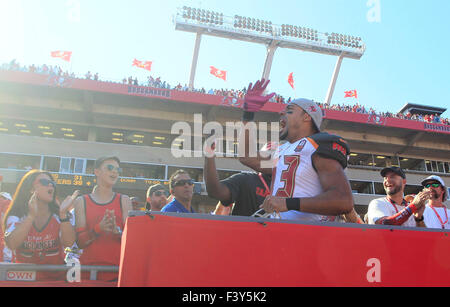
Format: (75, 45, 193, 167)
(0, 263, 119, 281)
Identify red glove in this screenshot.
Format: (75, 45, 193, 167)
(243, 79, 276, 112)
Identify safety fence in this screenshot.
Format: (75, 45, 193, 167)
(0, 263, 118, 287)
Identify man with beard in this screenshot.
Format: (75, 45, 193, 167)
(421, 175, 449, 229)
(161, 170, 195, 213)
(367, 167, 430, 227)
(74, 156, 132, 281)
(238, 79, 355, 222)
(145, 184, 168, 211)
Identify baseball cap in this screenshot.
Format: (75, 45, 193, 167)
(289, 98, 323, 131)
(0, 192, 12, 201)
(146, 184, 168, 198)
(130, 197, 141, 204)
(421, 175, 448, 201)
(380, 166, 406, 179)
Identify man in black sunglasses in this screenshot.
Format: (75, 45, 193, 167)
(145, 184, 169, 211)
(161, 170, 195, 213)
(421, 175, 449, 229)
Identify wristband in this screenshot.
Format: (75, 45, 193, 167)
(414, 215, 424, 222)
(407, 203, 418, 214)
(242, 111, 255, 122)
(286, 198, 301, 211)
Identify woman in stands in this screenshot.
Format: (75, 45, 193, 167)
(2, 170, 79, 281)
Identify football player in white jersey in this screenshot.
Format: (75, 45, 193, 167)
(238, 79, 355, 222)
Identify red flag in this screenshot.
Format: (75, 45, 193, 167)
(288, 72, 295, 89)
(132, 59, 152, 72)
(51, 51, 72, 62)
(344, 90, 358, 98)
(210, 66, 227, 81)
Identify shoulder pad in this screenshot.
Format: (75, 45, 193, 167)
(308, 132, 350, 169)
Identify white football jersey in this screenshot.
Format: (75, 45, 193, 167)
(271, 137, 329, 222)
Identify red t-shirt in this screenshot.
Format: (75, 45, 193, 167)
(79, 193, 124, 281)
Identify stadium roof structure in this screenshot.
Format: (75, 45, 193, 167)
(174, 6, 366, 105)
(399, 103, 447, 116)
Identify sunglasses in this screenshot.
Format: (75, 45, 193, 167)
(35, 178, 56, 187)
(105, 164, 122, 174)
(173, 179, 195, 187)
(153, 190, 169, 197)
(425, 183, 441, 188)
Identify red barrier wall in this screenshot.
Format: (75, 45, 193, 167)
(1, 70, 449, 135)
(118, 213, 450, 287)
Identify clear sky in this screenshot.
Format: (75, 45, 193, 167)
(1, 0, 449, 117)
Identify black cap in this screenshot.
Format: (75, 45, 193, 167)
(380, 167, 406, 179)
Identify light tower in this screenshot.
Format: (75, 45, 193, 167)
(174, 6, 366, 104)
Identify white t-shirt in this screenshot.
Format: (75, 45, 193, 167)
(367, 197, 417, 227)
(423, 205, 450, 230)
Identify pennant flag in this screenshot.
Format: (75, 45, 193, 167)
(288, 72, 295, 89)
(210, 66, 227, 81)
(50, 51, 72, 62)
(132, 59, 152, 72)
(344, 90, 358, 99)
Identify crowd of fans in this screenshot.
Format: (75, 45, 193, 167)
(1, 60, 449, 126)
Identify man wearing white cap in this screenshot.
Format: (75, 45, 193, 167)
(238, 79, 354, 222)
(421, 175, 450, 229)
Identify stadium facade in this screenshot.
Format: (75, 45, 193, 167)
(0, 69, 449, 216)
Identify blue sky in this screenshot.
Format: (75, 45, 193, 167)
(1, 0, 449, 117)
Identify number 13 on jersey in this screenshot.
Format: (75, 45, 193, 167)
(275, 155, 300, 198)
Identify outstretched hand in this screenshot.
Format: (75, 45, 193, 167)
(243, 79, 276, 112)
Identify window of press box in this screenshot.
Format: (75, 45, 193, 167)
(42, 156, 61, 173)
(350, 180, 374, 195)
(426, 160, 447, 173)
(373, 182, 385, 196)
(399, 157, 426, 172)
(120, 162, 165, 180)
(348, 153, 373, 167)
(167, 166, 203, 182)
(404, 185, 423, 197)
(0, 153, 41, 170)
(59, 158, 86, 174)
(373, 155, 399, 168)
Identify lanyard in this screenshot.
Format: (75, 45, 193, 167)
(258, 173, 271, 195)
(429, 205, 448, 229)
(386, 197, 407, 214)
